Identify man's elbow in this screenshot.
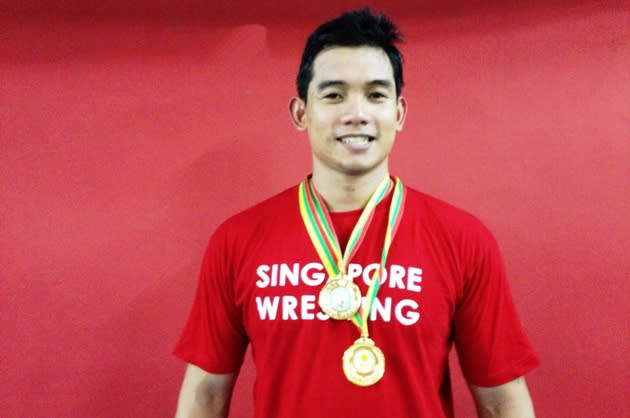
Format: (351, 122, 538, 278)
(193, 378, 232, 413)
(175, 365, 236, 418)
(470, 376, 536, 418)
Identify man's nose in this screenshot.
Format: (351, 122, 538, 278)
(340, 96, 369, 126)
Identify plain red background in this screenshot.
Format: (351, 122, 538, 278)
(1, 1, 629, 417)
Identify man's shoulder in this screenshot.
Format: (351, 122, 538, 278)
(217, 184, 299, 233)
(403, 184, 494, 237)
(405, 186, 478, 222)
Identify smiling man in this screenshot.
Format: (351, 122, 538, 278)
(173, 8, 539, 418)
(290, 45, 406, 210)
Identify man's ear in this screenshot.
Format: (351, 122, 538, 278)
(289, 97, 307, 131)
(396, 96, 408, 132)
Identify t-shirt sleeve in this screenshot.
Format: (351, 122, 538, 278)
(453, 221, 540, 387)
(173, 223, 249, 373)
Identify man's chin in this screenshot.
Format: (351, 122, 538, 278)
(335, 162, 387, 177)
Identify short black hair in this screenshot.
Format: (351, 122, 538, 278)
(296, 8, 404, 102)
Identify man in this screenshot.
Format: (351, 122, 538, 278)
(174, 8, 539, 418)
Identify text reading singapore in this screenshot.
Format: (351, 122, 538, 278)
(254, 262, 423, 326)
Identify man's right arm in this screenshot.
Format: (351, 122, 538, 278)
(174, 364, 236, 418)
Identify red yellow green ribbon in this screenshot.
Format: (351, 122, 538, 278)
(354, 177, 405, 336)
(298, 175, 406, 336)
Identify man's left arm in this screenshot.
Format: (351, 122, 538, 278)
(469, 376, 536, 418)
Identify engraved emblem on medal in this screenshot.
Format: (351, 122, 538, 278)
(318, 275, 361, 320)
(342, 337, 385, 386)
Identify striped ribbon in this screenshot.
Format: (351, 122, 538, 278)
(298, 175, 406, 336)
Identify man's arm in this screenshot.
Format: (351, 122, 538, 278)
(469, 376, 536, 418)
(174, 364, 236, 418)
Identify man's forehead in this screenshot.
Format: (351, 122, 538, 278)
(310, 46, 395, 85)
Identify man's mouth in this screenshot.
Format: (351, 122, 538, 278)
(337, 135, 374, 145)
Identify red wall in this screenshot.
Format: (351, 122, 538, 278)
(1, 1, 629, 417)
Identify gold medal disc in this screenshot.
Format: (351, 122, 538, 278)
(342, 337, 385, 386)
(318, 276, 362, 320)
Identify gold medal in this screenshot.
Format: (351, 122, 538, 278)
(342, 337, 385, 386)
(318, 275, 362, 320)
(299, 176, 406, 388)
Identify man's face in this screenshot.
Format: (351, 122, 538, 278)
(290, 46, 407, 177)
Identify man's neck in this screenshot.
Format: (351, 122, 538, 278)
(311, 166, 390, 212)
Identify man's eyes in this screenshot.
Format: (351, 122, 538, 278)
(368, 91, 388, 100)
(323, 92, 343, 99)
(321, 91, 389, 100)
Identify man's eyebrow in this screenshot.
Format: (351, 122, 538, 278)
(316, 80, 347, 91)
(367, 79, 394, 89)
(317, 79, 394, 91)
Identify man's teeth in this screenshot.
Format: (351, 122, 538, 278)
(340, 136, 371, 145)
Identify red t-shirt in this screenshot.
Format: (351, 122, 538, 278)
(174, 184, 539, 418)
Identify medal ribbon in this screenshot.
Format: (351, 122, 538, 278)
(298, 175, 406, 337)
(298, 175, 392, 278)
(352, 177, 406, 337)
